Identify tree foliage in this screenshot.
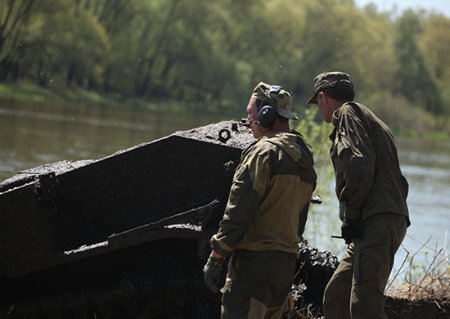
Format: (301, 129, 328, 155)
(394, 10, 443, 115)
(0, 0, 449, 119)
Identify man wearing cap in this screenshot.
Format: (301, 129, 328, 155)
(307, 72, 410, 319)
(203, 82, 317, 318)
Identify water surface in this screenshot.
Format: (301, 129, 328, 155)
(0, 98, 229, 179)
(1, 98, 448, 279)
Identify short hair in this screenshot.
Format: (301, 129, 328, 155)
(255, 98, 265, 111)
(323, 87, 355, 102)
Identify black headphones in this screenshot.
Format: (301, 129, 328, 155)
(257, 85, 281, 128)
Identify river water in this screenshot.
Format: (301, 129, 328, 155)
(1, 98, 449, 281)
(394, 136, 450, 278)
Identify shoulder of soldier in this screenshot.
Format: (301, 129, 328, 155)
(334, 102, 371, 126)
(242, 137, 277, 158)
(289, 130, 310, 144)
(338, 102, 371, 117)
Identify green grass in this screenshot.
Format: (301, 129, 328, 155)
(1, 82, 449, 140)
(0, 82, 166, 112)
(0, 82, 54, 102)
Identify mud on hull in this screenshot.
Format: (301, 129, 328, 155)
(0, 121, 338, 318)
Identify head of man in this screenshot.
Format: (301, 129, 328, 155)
(306, 72, 355, 123)
(245, 82, 298, 138)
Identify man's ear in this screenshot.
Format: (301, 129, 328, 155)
(317, 91, 324, 102)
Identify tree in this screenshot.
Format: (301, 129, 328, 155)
(394, 10, 443, 114)
(419, 14, 450, 115)
(0, 0, 35, 80)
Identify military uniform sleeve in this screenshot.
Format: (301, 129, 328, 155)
(210, 146, 271, 256)
(297, 203, 310, 237)
(335, 105, 375, 220)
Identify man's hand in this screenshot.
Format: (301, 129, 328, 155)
(203, 254, 225, 293)
(341, 218, 361, 244)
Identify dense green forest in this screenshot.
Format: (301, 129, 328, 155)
(1, 0, 450, 135)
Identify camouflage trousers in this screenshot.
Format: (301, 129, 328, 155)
(323, 213, 407, 319)
(221, 250, 296, 319)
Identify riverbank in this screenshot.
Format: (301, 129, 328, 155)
(0, 82, 228, 117)
(1, 82, 449, 141)
(0, 82, 160, 111)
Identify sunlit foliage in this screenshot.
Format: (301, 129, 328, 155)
(0, 0, 449, 122)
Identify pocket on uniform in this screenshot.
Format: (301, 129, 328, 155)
(353, 235, 391, 286)
(228, 253, 239, 279)
(221, 254, 239, 293)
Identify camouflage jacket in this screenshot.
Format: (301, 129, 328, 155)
(330, 102, 410, 224)
(211, 131, 317, 257)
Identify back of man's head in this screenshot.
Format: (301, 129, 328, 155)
(307, 71, 355, 104)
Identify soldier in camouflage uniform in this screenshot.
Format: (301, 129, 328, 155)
(203, 82, 317, 319)
(307, 72, 410, 319)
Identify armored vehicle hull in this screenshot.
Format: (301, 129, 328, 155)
(0, 121, 336, 318)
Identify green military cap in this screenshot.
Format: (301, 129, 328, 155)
(252, 82, 299, 120)
(307, 71, 354, 104)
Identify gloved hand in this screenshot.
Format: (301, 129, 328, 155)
(341, 218, 361, 244)
(203, 255, 225, 293)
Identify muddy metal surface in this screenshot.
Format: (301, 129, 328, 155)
(1, 120, 445, 319)
(0, 121, 247, 317)
(0, 120, 337, 318)
(0, 121, 250, 277)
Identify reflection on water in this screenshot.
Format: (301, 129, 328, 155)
(0, 98, 230, 180)
(395, 137, 450, 274)
(0, 98, 449, 274)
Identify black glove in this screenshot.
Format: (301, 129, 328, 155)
(203, 255, 225, 293)
(341, 218, 361, 244)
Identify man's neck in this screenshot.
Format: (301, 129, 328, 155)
(271, 121, 290, 133)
